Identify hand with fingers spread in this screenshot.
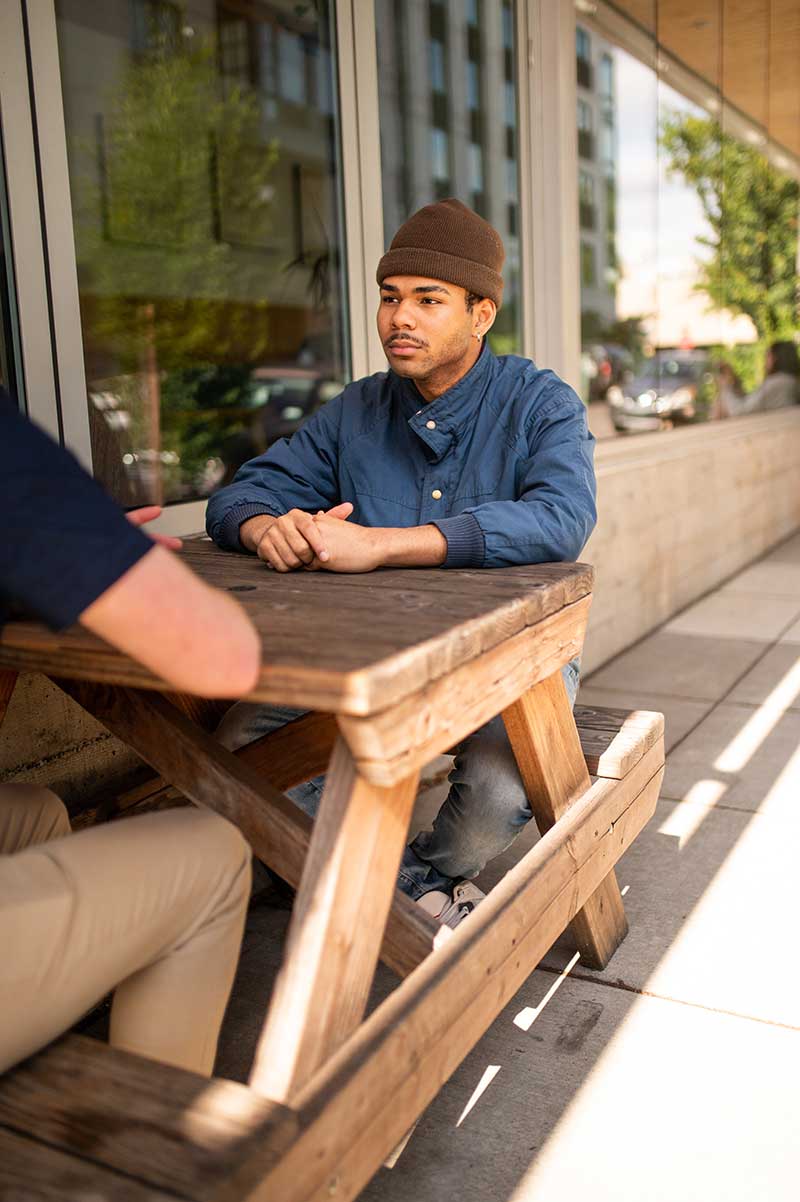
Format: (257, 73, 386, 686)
(239, 502, 354, 572)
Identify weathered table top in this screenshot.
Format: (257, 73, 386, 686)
(0, 542, 593, 715)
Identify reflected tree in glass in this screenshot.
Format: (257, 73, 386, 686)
(75, 34, 278, 503)
(661, 113, 799, 391)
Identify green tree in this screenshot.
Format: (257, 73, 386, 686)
(74, 29, 280, 496)
(660, 112, 799, 342)
(78, 35, 278, 372)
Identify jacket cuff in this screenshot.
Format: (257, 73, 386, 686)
(430, 513, 485, 568)
(219, 502, 279, 552)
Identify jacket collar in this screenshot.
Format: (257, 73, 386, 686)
(395, 342, 495, 460)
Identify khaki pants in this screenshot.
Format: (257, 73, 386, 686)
(0, 783, 251, 1076)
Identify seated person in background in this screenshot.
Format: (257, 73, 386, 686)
(718, 340, 800, 417)
(0, 389, 261, 1076)
(206, 198, 596, 930)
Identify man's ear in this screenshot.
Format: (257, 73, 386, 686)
(475, 297, 497, 337)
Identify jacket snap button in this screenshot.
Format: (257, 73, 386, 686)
(431, 489, 442, 500)
(426, 419, 436, 429)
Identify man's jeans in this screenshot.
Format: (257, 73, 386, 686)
(216, 658, 580, 900)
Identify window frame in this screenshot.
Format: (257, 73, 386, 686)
(10, 0, 586, 526)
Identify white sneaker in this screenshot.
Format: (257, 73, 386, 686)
(416, 880, 485, 929)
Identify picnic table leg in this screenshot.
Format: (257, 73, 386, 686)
(503, 668, 628, 970)
(249, 735, 420, 1103)
(0, 669, 18, 730)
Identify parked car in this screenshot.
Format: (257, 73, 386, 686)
(605, 350, 714, 433)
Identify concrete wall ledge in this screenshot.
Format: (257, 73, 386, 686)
(584, 407, 800, 673)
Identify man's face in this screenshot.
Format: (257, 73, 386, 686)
(377, 275, 476, 383)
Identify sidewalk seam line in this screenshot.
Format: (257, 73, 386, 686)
(537, 964, 800, 1032)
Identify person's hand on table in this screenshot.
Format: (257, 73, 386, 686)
(308, 512, 448, 573)
(240, 503, 354, 572)
(125, 506, 182, 550)
(305, 511, 383, 573)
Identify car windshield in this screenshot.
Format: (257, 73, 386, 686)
(632, 355, 704, 385)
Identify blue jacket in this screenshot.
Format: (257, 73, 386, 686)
(206, 345, 597, 569)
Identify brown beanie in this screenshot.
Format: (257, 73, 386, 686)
(376, 198, 504, 308)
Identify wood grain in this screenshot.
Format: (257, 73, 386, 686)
(51, 679, 439, 982)
(503, 672, 629, 970)
(249, 739, 420, 1102)
(0, 668, 17, 729)
(338, 596, 592, 784)
(216, 739, 665, 1202)
(0, 550, 593, 715)
(0, 1035, 295, 1201)
(0, 1130, 179, 1201)
(573, 704, 664, 778)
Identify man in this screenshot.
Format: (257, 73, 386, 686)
(207, 198, 596, 927)
(1, 389, 261, 1075)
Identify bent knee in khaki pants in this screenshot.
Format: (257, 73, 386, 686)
(0, 783, 251, 1075)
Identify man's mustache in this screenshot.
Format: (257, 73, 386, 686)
(385, 335, 428, 347)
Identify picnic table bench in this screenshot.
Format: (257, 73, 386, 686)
(0, 547, 665, 1201)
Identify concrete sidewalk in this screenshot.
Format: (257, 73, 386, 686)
(217, 529, 800, 1202)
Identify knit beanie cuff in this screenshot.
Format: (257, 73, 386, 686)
(376, 247, 504, 308)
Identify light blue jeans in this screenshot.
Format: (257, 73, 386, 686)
(217, 658, 580, 900)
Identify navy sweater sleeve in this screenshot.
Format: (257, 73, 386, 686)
(0, 389, 152, 630)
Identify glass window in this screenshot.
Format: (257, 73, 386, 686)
(468, 143, 484, 192)
(576, 27, 591, 62)
(504, 80, 516, 127)
(377, 0, 523, 355)
(55, 0, 348, 506)
(578, 38, 658, 426)
(599, 121, 614, 163)
(580, 242, 597, 287)
(278, 30, 306, 104)
(580, 2, 799, 438)
(505, 157, 518, 199)
(502, 2, 513, 50)
(578, 99, 593, 132)
(466, 61, 480, 110)
(599, 54, 613, 98)
(429, 40, 446, 93)
(431, 128, 450, 182)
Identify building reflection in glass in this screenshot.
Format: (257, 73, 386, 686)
(577, 11, 799, 438)
(376, 0, 522, 356)
(56, 0, 348, 505)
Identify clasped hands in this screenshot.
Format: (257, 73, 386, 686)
(244, 504, 381, 574)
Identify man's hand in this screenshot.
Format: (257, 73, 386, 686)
(126, 506, 182, 550)
(310, 518, 447, 572)
(307, 513, 382, 573)
(241, 503, 354, 572)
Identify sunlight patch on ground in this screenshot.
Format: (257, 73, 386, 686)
(513, 952, 581, 1033)
(658, 779, 728, 848)
(714, 655, 800, 774)
(455, 1063, 502, 1128)
(759, 741, 800, 813)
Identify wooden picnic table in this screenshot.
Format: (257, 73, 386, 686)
(0, 544, 664, 1201)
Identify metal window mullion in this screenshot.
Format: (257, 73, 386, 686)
(24, 0, 92, 469)
(515, 0, 537, 360)
(0, 1, 59, 438)
(518, 0, 581, 387)
(337, 0, 385, 380)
